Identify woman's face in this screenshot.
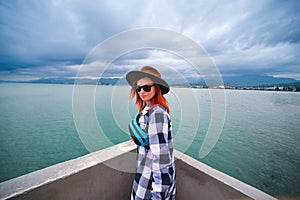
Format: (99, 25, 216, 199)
(136, 77, 156, 104)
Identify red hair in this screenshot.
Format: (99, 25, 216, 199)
(130, 84, 170, 114)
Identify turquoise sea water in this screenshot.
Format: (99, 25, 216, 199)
(0, 83, 299, 197)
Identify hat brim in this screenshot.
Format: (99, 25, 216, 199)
(126, 71, 170, 95)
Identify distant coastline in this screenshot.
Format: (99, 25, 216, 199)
(1, 81, 299, 93)
(188, 84, 300, 92)
(1, 75, 299, 92)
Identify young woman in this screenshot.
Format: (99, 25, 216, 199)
(126, 66, 176, 200)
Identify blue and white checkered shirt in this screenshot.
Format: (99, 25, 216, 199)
(131, 105, 176, 200)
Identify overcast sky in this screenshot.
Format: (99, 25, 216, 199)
(0, 0, 300, 81)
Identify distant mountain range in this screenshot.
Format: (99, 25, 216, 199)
(170, 75, 298, 87)
(220, 75, 298, 87)
(0, 75, 298, 87)
(0, 78, 120, 85)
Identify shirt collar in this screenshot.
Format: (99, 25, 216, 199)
(141, 103, 150, 115)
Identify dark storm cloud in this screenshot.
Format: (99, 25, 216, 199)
(0, 0, 299, 80)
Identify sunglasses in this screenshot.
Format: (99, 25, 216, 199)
(135, 84, 154, 92)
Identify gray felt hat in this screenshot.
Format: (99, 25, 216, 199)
(126, 66, 170, 95)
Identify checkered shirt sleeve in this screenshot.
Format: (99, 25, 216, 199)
(131, 105, 176, 200)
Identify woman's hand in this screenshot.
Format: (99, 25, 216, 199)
(130, 137, 134, 143)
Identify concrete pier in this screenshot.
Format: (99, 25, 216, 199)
(0, 141, 276, 200)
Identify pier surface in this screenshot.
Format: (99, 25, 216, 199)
(0, 141, 276, 200)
